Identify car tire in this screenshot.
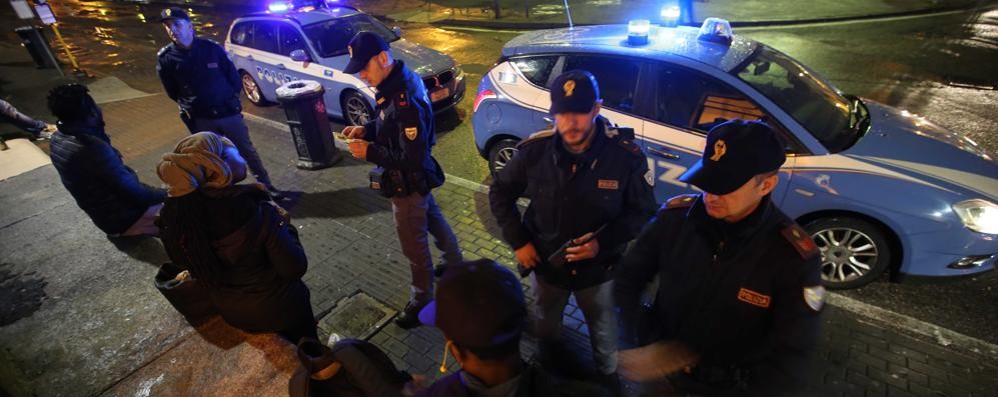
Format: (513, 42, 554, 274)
(488, 138, 519, 176)
(342, 90, 374, 126)
(804, 217, 892, 290)
(240, 71, 268, 105)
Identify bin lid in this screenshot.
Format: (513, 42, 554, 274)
(276, 80, 324, 99)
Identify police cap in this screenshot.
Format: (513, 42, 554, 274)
(549, 70, 600, 114)
(679, 119, 786, 195)
(343, 31, 390, 75)
(419, 259, 526, 349)
(159, 7, 190, 22)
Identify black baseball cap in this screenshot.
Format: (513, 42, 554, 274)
(419, 260, 527, 349)
(343, 31, 390, 74)
(679, 119, 786, 195)
(159, 7, 190, 22)
(549, 70, 600, 114)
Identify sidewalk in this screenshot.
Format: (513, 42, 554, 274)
(351, 0, 989, 29)
(1, 77, 997, 396)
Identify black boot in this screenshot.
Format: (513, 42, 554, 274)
(394, 301, 426, 330)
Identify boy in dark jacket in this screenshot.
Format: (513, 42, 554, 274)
(46, 84, 166, 237)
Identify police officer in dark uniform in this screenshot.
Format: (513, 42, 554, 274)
(489, 70, 657, 384)
(615, 119, 824, 395)
(156, 7, 279, 196)
(341, 32, 462, 330)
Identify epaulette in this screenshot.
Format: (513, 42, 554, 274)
(157, 43, 174, 57)
(664, 194, 697, 210)
(395, 91, 410, 109)
(516, 129, 555, 148)
(781, 223, 820, 259)
(605, 124, 641, 156)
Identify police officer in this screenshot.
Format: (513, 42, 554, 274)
(615, 119, 824, 395)
(341, 32, 462, 329)
(156, 7, 280, 196)
(488, 70, 657, 385)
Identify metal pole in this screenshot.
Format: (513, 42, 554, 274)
(32, 25, 62, 76)
(563, 0, 573, 29)
(49, 23, 79, 71)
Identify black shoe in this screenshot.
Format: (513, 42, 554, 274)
(266, 187, 285, 200)
(433, 265, 448, 278)
(394, 301, 426, 330)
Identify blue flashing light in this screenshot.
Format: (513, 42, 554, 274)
(660, 5, 680, 20)
(627, 19, 651, 46)
(268, 1, 293, 13)
(698, 17, 733, 45)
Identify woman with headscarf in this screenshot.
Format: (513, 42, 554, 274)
(157, 131, 317, 343)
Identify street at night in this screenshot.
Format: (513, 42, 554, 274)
(2, 0, 997, 396)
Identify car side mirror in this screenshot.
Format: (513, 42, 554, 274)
(290, 49, 310, 62)
(392, 26, 402, 37)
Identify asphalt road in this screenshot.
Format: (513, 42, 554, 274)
(5, 1, 997, 344)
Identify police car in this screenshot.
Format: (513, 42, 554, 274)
(224, 2, 466, 125)
(472, 19, 998, 289)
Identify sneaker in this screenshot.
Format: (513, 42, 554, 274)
(394, 301, 426, 330)
(327, 332, 343, 346)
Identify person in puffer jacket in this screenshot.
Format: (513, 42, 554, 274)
(156, 131, 317, 343)
(46, 84, 165, 237)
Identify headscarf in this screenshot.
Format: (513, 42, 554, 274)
(157, 131, 236, 197)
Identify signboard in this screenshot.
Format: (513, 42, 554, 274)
(9, 0, 34, 19)
(34, 3, 56, 25)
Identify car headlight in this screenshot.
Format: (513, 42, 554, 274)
(952, 199, 998, 234)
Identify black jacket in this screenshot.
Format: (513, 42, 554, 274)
(489, 117, 657, 290)
(615, 194, 823, 395)
(49, 124, 165, 234)
(362, 61, 443, 194)
(157, 38, 243, 119)
(160, 186, 312, 334)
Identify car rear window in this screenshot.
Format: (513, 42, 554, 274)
(303, 14, 398, 58)
(512, 56, 557, 87)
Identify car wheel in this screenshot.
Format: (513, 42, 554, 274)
(804, 217, 892, 290)
(241, 72, 267, 105)
(342, 90, 373, 126)
(488, 139, 519, 176)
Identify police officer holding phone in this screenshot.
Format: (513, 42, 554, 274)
(340, 32, 463, 330)
(489, 70, 656, 388)
(156, 7, 279, 197)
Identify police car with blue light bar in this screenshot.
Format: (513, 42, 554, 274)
(472, 18, 998, 289)
(224, 0, 466, 125)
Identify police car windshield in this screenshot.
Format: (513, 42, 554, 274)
(734, 47, 855, 153)
(302, 14, 399, 58)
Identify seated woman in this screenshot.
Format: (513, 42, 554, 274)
(157, 131, 317, 343)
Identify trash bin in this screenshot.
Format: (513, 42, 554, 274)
(14, 26, 57, 69)
(276, 80, 342, 170)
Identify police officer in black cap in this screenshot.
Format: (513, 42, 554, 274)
(489, 70, 656, 386)
(615, 119, 824, 395)
(415, 259, 605, 396)
(156, 7, 280, 197)
(340, 31, 462, 330)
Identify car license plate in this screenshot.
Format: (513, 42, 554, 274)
(431, 87, 450, 103)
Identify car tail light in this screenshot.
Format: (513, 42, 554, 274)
(474, 88, 497, 113)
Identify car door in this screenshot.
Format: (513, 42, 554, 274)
(640, 62, 798, 203)
(558, 54, 647, 138)
(247, 21, 287, 95)
(227, 21, 255, 75)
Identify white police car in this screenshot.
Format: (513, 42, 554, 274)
(225, 2, 465, 125)
(472, 19, 998, 289)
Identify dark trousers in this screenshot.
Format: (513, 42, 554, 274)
(390, 192, 463, 304)
(193, 114, 273, 187)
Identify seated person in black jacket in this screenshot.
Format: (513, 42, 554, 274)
(46, 84, 166, 237)
(157, 131, 317, 343)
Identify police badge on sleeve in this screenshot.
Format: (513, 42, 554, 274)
(803, 285, 825, 312)
(404, 126, 418, 141)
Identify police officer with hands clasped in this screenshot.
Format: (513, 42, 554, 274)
(340, 31, 463, 330)
(489, 70, 656, 388)
(156, 7, 280, 197)
(615, 119, 824, 395)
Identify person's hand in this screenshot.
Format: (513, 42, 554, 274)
(618, 341, 699, 382)
(348, 140, 368, 159)
(343, 125, 366, 139)
(565, 232, 599, 262)
(43, 123, 57, 133)
(515, 242, 541, 269)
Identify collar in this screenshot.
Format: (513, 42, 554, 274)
(374, 60, 407, 105)
(552, 117, 609, 171)
(57, 120, 110, 143)
(459, 370, 523, 397)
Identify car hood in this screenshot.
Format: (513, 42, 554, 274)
(843, 100, 998, 200)
(390, 39, 455, 76)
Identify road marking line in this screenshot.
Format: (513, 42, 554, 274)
(243, 111, 997, 358)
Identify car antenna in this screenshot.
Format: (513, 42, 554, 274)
(564, 0, 574, 29)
